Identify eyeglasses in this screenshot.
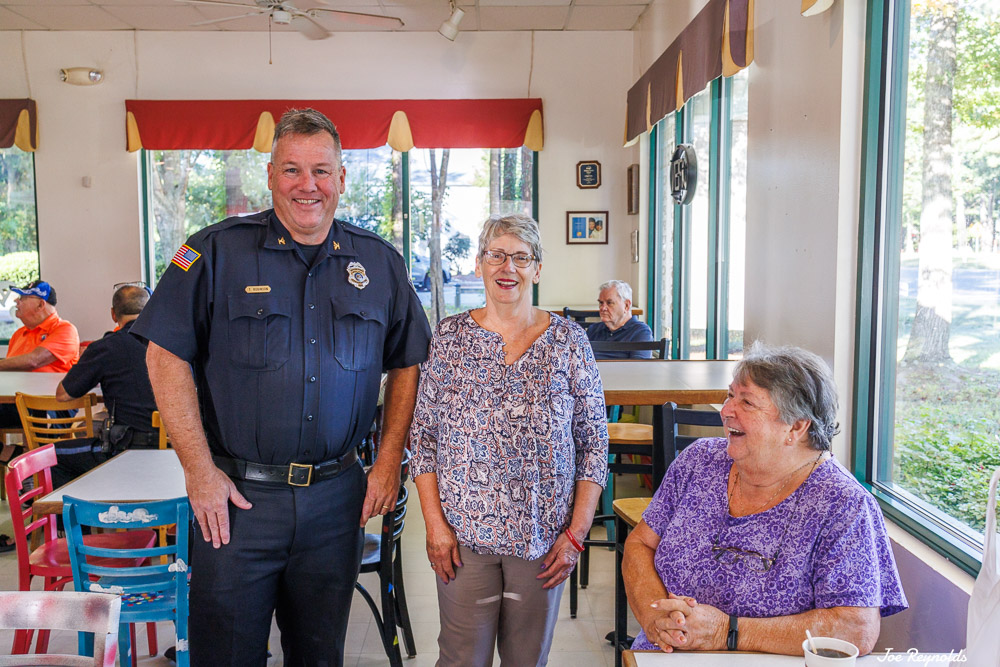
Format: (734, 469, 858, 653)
(114, 281, 147, 291)
(710, 543, 776, 572)
(482, 250, 536, 268)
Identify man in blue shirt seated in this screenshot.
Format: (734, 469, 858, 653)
(586, 280, 654, 359)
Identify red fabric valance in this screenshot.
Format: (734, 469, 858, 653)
(625, 0, 753, 144)
(125, 99, 544, 153)
(0, 99, 38, 152)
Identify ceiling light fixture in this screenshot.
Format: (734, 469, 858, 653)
(60, 67, 104, 86)
(438, 2, 464, 41)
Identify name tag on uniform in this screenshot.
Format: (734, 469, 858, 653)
(245, 285, 271, 294)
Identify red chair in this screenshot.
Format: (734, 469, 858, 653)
(4, 444, 159, 660)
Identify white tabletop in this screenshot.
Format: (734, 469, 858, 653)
(0, 371, 67, 403)
(34, 449, 186, 515)
(627, 651, 960, 666)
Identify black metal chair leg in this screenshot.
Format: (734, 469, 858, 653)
(379, 570, 404, 667)
(581, 542, 591, 588)
(392, 549, 416, 658)
(569, 567, 578, 618)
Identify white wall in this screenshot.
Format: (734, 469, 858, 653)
(0, 29, 633, 338)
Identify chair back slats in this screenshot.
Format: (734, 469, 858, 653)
(15, 393, 98, 450)
(562, 307, 600, 323)
(662, 402, 725, 476)
(5, 444, 60, 560)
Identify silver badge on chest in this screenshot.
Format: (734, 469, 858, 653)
(347, 261, 370, 290)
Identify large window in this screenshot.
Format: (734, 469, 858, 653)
(0, 146, 39, 340)
(143, 146, 535, 325)
(650, 70, 748, 360)
(857, 0, 1000, 572)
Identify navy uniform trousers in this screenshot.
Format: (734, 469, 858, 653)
(189, 462, 366, 667)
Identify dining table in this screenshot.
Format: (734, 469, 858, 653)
(32, 448, 186, 516)
(0, 371, 67, 404)
(623, 650, 962, 665)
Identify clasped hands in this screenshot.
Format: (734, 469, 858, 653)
(642, 593, 729, 653)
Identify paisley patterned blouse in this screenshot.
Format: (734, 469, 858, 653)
(631, 437, 908, 651)
(409, 311, 609, 560)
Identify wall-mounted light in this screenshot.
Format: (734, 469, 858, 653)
(438, 2, 465, 41)
(60, 67, 104, 86)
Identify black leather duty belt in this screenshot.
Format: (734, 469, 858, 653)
(213, 449, 358, 487)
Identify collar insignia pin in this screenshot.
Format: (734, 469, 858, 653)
(333, 241, 341, 250)
(347, 261, 369, 290)
(278, 237, 286, 245)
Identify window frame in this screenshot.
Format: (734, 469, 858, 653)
(0, 147, 41, 344)
(854, 0, 985, 576)
(646, 75, 743, 361)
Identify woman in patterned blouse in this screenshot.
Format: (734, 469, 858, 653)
(623, 342, 907, 656)
(409, 213, 609, 666)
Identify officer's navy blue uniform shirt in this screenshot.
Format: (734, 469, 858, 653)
(132, 210, 432, 466)
(61, 319, 157, 432)
(586, 316, 654, 359)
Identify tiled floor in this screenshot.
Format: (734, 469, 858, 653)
(0, 475, 648, 666)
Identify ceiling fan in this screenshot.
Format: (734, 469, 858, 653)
(176, 0, 405, 40)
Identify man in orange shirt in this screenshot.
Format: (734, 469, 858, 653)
(0, 280, 79, 373)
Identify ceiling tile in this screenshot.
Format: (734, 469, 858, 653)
(479, 0, 569, 6)
(566, 4, 642, 30)
(102, 4, 214, 29)
(8, 4, 133, 29)
(478, 5, 566, 31)
(0, 6, 47, 28)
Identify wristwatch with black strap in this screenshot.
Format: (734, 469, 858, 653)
(727, 614, 739, 651)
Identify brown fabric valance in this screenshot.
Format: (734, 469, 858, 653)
(625, 0, 754, 144)
(125, 99, 544, 153)
(0, 99, 38, 152)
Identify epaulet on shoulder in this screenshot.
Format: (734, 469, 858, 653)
(338, 220, 400, 253)
(196, 211, 269, 240)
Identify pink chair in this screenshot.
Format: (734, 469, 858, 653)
(4, 444, 158, 659)
(0, 590, 121, 667)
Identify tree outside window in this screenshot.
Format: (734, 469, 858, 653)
(0, 146, 39, 340)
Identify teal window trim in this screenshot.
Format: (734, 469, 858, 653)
(717, 75, 734, 359)
(140, 150, 153, 284)
(854, 0, 982, 577)
(646, 125, 659, 334)
(705, 78, 723, 359)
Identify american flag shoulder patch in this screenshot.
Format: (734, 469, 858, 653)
(171, 245, 201, 271)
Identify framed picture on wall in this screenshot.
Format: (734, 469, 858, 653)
(566, 211, 609, 245)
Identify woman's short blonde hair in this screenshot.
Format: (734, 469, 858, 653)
(477, 213, 543, 263)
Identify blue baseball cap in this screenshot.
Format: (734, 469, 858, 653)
(12, 280, 55, 304)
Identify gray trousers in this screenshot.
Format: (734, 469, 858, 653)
(435, 545, 565, 667)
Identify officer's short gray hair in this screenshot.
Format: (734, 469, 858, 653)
(478, 214, 543, 264)
(272, 108, 342, 165)
(732, 341, 841, 451)
(599, 280, 632, 303)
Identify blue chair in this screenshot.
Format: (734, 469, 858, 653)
(63, 496, 191, 667)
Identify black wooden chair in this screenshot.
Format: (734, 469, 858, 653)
(562, 307, 601, 323)
(590, 338, 670, 359)
(354, 452, 415, 666)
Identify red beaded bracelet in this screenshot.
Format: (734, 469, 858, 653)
(564, 529, 585, 552)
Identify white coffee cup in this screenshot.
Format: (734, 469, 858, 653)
(802, 636, 860, 666)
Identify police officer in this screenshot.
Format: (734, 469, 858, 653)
(51, 284, 157, 489)
(132, 108, 432, 666)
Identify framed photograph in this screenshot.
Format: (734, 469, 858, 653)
(576, 161, 601, 189)
(566, 211, 609, 245)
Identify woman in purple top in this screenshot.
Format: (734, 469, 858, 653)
(409, 213, 609, 666)
(623, 343, 907, 656)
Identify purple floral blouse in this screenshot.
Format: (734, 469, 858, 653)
(631, 437, 907, 650)
(409, 311, 609, 560)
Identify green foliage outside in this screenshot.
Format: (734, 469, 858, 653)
(891, 2, 1000, 537)
(0, 251, 39, 286)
